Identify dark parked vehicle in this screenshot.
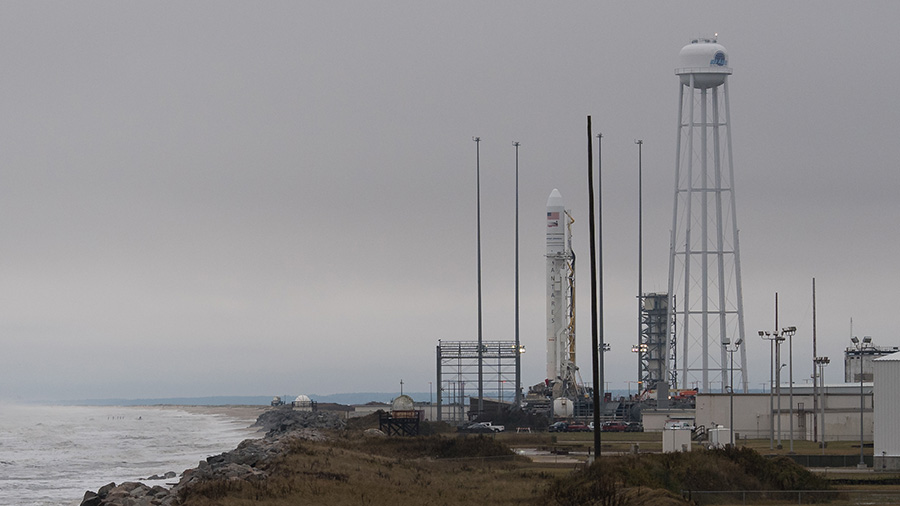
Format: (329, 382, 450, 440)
(625, 422, 644, 432)
(548, 421, 568, 432)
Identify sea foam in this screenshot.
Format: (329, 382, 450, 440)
(0, 404, 258, 506)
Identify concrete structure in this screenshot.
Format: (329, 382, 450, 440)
(874, 353, 900, 470)
(696, 386, 872, 442)
(666, 37, 748, 393)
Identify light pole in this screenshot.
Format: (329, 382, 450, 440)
(759, 330, 777, 449)
(513, 141, 522, 407)
(473, 136, 483, 416)
(760, 327, 790, 450)
(814, 356, 830, 452)
(725, 337, 744, 447)
(783, 326, 797, 453)
(851, 335, 871, 468)
(635, 139, 643, 394)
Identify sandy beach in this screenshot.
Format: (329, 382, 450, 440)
(150, 404, 271, 427)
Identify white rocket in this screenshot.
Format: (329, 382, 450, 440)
(546, 189, 569, 383)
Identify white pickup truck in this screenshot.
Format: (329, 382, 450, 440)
(468, 421, 505, 432)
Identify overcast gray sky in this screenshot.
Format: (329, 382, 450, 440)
(2, 2, 899, 401)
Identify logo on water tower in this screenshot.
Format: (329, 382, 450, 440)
(710, 51, 727, 67)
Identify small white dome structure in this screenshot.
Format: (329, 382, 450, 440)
(392, 394, 415, 412)
(675, 37, 731, 89)
(292, 394, 314, 411)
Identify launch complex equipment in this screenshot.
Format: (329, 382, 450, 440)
(637, 293, 673, 396)
(666, 37, 748, 393)
(435, 340, 519, 423)
(435, 39, 754, 421)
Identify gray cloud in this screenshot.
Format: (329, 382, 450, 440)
(1, 1, 898, 401)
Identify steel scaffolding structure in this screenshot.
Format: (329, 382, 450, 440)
(638, 293, 675, 394)
(436, 340, 518, 422)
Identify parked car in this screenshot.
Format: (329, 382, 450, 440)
(664, 420, 695, 431)
(459, 422, 490, 433)
(566, 422, 591, 432)
(468, 421, 504, 432)
(625, 422, 644, 432)
(548, 421, 568, 433)
(600, 421, 628, 432)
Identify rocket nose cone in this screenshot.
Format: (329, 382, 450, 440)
(547, 188, 563, 208)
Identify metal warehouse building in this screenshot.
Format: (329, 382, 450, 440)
(874, 352, 900, 470)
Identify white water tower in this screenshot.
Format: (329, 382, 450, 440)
(666, 37, 748, 393)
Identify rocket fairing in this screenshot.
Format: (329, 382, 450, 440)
(546, 189, 567, 382)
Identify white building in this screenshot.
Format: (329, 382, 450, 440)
(686, 385, 872, 443)
(874, 353, 900, 470)
(292, 394, 315, 411)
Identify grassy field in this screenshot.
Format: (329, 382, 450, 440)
(170, 421, 900, 506)
(179, 434, 563, 506)
(498, 430, 877, 458)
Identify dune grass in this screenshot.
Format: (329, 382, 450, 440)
(176, 422, 896, 506)
(179, 434, 555, 506)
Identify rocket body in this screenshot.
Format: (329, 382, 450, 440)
(546, 189, 567, 382)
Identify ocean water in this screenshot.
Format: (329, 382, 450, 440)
(0, 404, 260, 506)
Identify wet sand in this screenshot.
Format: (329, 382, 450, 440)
(149, 404, 271, 426)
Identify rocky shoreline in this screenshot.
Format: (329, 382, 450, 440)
(79, 407, 347, 506)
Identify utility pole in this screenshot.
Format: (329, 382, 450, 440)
(588, 117, 601, 460)
(513, 141, 522, 407)
(473, 136, 483, 416)
(635, 139, 643, 392)
(812, 278, 818, 443)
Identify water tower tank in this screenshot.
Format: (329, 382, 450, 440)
(675, 38, 731, 89)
